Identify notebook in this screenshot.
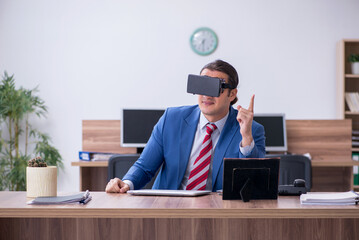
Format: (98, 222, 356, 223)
(127, 189, 211, 197)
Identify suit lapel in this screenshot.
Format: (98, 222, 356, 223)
(212, 107, 239, 187)
(178, 107, 200, 186)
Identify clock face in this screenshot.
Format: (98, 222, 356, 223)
(190, 27, 218, 56)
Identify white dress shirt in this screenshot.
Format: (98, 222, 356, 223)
(179, 112, 254, 190)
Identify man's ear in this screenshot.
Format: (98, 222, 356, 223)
(230, 88, 238, 100)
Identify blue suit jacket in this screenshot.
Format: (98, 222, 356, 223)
(123, 105, 266, 191)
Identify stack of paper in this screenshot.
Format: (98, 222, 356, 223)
(300, 191, 359, 205)
(27, 190, 92, 205)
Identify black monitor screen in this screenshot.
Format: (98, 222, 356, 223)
(253, 114, 287, 152)
(121, 109, 165, 147)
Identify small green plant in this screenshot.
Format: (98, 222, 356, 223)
(28, 156, 47, 167)
(0, 71, 63, 191)
(348, 54, 359, 63)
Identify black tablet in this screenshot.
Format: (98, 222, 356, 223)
(223, 158, 280, 201)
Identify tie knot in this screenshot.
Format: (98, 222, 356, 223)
(206, 123, 217, 135)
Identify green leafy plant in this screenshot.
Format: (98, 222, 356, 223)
(0, 72, 63, 191)
(348, 54, 359, 63)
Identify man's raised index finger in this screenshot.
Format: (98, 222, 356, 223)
(248, 94, 255, 112)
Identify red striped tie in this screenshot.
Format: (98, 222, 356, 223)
(186, 123, 217, 190)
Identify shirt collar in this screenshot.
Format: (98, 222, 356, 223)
(199, 111, 229, 134)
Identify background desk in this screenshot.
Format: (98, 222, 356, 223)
(71, 159, 359, 192)
(0, 191, 358, 240)
(74, 119, 357, 192)
(71, 161, 109, 191)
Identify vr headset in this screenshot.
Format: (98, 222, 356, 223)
(187, 74, 235, 97)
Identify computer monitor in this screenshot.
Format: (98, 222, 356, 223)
(121, 109, 165, 148)
(253, 113, 287, 152)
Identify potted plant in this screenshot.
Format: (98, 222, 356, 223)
(0, 72, 63, 192)
(26, 157, 57, 197)
(348, 53, 359, 75)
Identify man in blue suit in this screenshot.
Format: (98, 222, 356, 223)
(106, 60, 265, 193)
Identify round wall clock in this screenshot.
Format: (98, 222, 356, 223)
(190, 27, 218, 56)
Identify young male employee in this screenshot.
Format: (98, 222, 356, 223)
(105, 59, 266, 193)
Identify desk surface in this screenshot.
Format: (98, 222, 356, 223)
(1, 191, 358, 219)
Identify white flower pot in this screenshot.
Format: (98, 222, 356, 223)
(26, 166, 57, 197)
(352, 62, 359, 75)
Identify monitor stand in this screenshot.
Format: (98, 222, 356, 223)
(265, 151, 290, 157)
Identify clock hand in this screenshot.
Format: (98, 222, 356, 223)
(201, 39, 206, 51)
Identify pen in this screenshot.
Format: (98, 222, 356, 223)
(83, 190, 90, 199)
(80, 195, 92, 204)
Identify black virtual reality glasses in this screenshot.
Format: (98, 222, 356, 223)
(187, 74, 235, 97)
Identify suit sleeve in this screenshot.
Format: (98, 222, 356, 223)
(122, 109, 167, 189)
(239, 123, 266, 158)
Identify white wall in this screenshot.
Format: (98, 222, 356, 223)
(1, 0, 359, 192)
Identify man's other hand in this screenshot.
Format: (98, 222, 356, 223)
(105, 177, 130, 193)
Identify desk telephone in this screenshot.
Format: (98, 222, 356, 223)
(278, 179, 307, 196)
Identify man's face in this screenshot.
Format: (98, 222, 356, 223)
(198, 69, 237, 122)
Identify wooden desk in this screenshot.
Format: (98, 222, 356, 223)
(1, 191, 358, 240)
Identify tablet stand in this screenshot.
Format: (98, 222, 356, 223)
(239, 178, 253, 202)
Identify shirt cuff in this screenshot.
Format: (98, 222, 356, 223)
(239, 140, 255, 156)
(123, 180, 134, 190)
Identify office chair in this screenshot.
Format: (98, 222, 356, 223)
(107, 154, 159, 189)
(276, 154, 312, 191)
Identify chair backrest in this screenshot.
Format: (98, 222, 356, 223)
(280, 155, 312, 191)
(107, 154, 158, 189)
(266, 154, 312, 191)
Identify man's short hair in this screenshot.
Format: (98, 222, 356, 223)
(200, 59, 239, 105)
